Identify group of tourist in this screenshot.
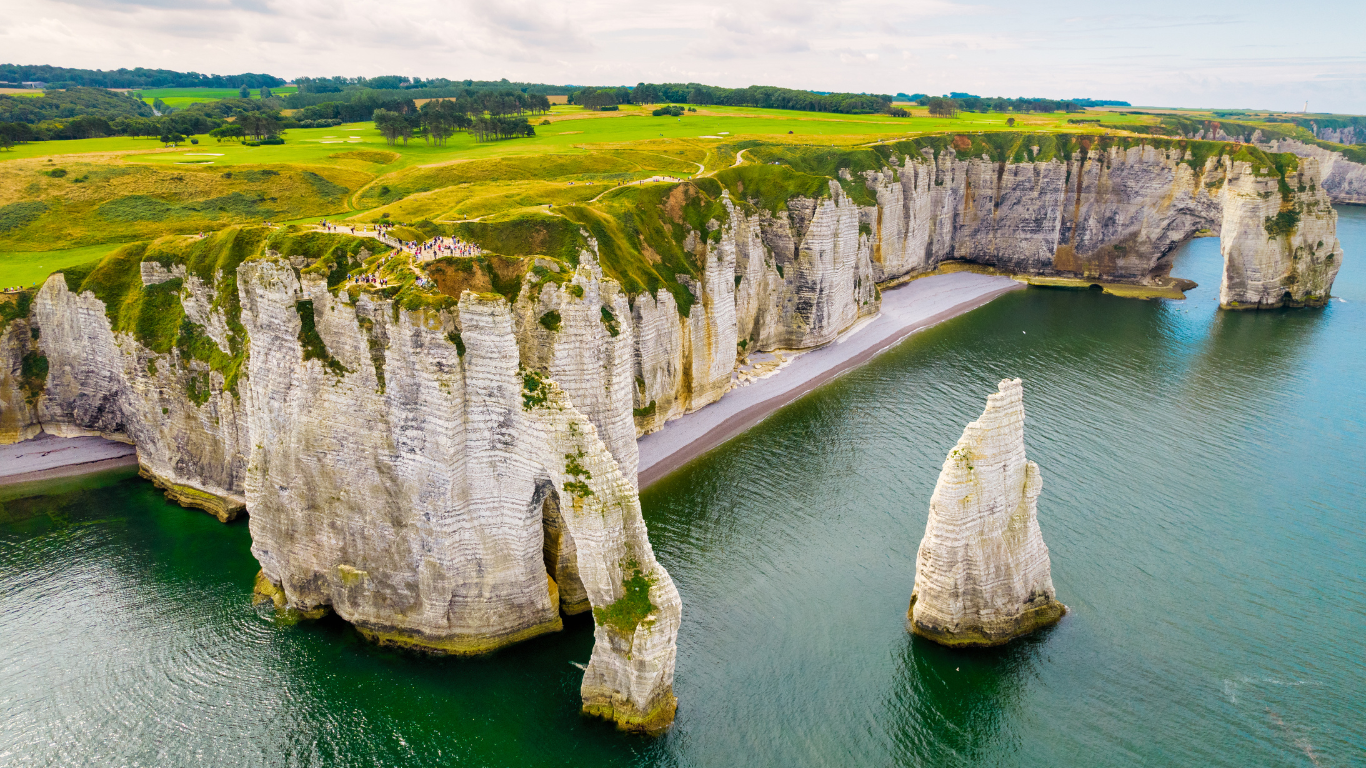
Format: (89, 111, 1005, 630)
(401, 235, 483, 260)
(320, 219, 385, 235)
(351, 272, 391, 288)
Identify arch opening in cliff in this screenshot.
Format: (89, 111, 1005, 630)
(536, 480, 590, 616)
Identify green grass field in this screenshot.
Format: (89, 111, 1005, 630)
(139, 86, 298, 109)
(0, 242, 125, 288)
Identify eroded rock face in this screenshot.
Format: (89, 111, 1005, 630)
(1219, 157, 1343, 308)
(1310, 125, 1358, 146)
(514, 248, 639, 483)
(238, 261, 678, 731)
(631, 211, 738, 435)
(0, 315, 40, 443)
(1258, 138, 1366, 205)
(868, 145, 1226, 285)
(13, 274, 249, 519)
(909, 378, 1064, 647)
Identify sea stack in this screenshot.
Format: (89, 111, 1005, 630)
(908, 378, 1065, 647)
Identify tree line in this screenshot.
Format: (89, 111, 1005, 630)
(919, 94, 1088, 114)
(0, 87, 153, 124)
(0, 64, 282, 90)
(0, 91, 295, 143)
(569, 83, 896, 115)
(294, 76, 571, 97)
(287, 87, 551, 120)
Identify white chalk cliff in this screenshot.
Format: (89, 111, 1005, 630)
(909, 378, 1065, 647)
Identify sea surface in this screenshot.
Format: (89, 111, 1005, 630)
(3, 208, 1364, 767)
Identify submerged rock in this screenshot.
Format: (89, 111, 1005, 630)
(908, 378, 1064, 647)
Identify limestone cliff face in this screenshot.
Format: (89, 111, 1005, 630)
(514, 249, 639, 483)
(238, 259, 678, 731)
(1310, 125, 1359, 146)
(748, 182, 879, 349)
(909, 378, 1064, 647)
(631, 212, 738, 435)
(0, 314, 40, 443)
(15, 274, 249, 520)
(624, 142, 1346, 438)
(517, 368, 681, 734)
(868, 145, 1225, 285)
(1219, 157, 1342, 308)
(1258, 138, 1366, 205)
(630, 289, 687, 434)
(633, 185, 878, 435)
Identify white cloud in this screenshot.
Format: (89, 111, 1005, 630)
(2, 0, 1363, 112)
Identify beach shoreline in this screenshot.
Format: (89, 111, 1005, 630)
(0, 433, 139, 487)
(637, 271, 1024, 488)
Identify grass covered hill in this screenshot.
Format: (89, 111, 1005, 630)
(0, 103, 1322, 246)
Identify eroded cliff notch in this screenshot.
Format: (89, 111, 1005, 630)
(908, 378, 1064, 647)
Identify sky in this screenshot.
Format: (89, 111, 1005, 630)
(2, 0, 1365, 113)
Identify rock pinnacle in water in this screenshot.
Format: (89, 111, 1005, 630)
(908, 378, 1065, 647)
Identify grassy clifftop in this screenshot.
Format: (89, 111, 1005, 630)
(0, 113, 1323, 322)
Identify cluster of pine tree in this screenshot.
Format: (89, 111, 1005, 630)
(370, 100, 532, 146)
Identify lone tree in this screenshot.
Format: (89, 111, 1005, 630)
(239, 84, 251, 99)
(260, 86, 272, 99)
(159, 132, 185, 147)
(0, 133, 14, 152)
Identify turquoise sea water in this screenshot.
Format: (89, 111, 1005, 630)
(3, 208, 1364, 767)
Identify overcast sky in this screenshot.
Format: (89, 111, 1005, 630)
(3, 0, 1364, 113)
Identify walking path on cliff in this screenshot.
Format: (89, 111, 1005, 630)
(635, 271, 1024, 488)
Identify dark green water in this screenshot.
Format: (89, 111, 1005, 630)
(4, 209, 1364, 767)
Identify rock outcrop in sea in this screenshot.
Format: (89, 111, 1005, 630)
(908, 378, 1065, 647)
(1218, 156, 1342, 308)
